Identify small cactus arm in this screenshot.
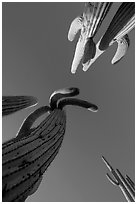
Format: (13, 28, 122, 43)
(2, 88, 98, 202)
(102, 156, 135, 202)
(2, 96, 38, 117)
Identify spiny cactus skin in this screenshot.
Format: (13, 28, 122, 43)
(3, 109, 66, 202)
(2, 96, 38, 116)
(2, 88, 98, 202)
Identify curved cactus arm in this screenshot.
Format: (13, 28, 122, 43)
(58, 98, 98, 112)
(106, 173, 119, 186)
(16, 106, 51, 139)
(68, 16, 83, 41)
(111, 34, 130, 65)
(2, 96, 38, 117)
(49, 87, 79, 110)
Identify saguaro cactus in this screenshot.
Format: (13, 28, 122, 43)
(2, 88, 98, 202)
(68, 2, 135, 73)
(102, 156, 135, 202)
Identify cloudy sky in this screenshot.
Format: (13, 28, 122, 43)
(3, 2, 135, 202)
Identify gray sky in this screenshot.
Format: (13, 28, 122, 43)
(2, 2, 135, 202)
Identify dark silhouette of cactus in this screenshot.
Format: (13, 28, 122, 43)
(102, 156, 135, 202)
(2, 87, 98, 202)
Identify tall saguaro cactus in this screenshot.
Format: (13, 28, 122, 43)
(2, 88, 98, 202)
